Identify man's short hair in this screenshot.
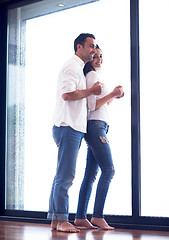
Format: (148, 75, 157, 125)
(74, 33, 95, 53)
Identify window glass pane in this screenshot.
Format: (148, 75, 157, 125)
(6, 0, 131, 215)
(140, 0, 169, 217)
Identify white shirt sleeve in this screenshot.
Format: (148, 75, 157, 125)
(86, 71, 98, 111)
(60, 66, 79, 94)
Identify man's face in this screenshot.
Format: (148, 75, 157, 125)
(78, 37, 96, 63)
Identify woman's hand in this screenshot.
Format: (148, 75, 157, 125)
(112, 85, 124, 99)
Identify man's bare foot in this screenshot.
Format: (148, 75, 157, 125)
(74, 218, 98, 229)
(91, 217, 115, 230)
(51, 220, 80, 233)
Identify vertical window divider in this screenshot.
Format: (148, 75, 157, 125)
(0, 4, 8, 216)
(130, 0, 141, 218)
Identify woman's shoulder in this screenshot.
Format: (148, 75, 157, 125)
(86, 70, 98, 77)
(86, 71, 99, 81)
(86, 71, 99, 88)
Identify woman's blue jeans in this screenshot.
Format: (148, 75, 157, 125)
(76, 120, 115, 219)
(47, 125, 84, 221)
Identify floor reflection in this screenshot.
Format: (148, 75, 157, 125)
(50, 229, 135, 240)
(1, 221, 169, 240)
(50, 228, 169, 240)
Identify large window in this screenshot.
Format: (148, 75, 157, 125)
(6, 0, 131, 216)
(140, 0, 169, 217)
(1, 0, 169, 231)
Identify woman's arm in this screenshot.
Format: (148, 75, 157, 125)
(95, 85, 124, 110)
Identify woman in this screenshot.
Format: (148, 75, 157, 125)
(74, 45, 124, 230)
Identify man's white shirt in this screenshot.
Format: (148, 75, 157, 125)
(53, 55, 87, 133)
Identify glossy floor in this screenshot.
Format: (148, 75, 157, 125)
(0, 221, 169, 240)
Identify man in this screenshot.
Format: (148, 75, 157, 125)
(47, 33, 102, 233)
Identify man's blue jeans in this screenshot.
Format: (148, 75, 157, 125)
(76, 120, 115, 219)
(48, 125, 84, 221)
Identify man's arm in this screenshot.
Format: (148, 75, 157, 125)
(62, 81, 102, 101)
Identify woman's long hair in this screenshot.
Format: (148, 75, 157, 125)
(83, 44, 100, 76)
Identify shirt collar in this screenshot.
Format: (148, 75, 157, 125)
(74, 55, 85, 68)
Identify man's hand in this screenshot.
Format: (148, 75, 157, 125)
(62, 81, 102, 101)
(90, 81, 102, 95)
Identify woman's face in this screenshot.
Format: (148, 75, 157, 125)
(91, 48, 103, 70)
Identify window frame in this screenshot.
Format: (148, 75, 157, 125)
(0, 0, 169, 231)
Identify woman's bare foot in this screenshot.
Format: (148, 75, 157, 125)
(74, 218, 98, 229)
(91, 217, 115, 230)
(51, 220, 80, 233)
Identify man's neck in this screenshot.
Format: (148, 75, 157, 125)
(75, 53, 85, 63)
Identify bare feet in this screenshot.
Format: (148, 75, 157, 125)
(91, 217, 115, 230)
(74, 218, 98, 229)
(51, 220, 58, 230)
(51, 220, 80, 233)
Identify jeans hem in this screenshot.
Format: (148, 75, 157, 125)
(92, 214, 104, 218)
(75, 216, 86, 219)
(47, 212, 69, 221)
